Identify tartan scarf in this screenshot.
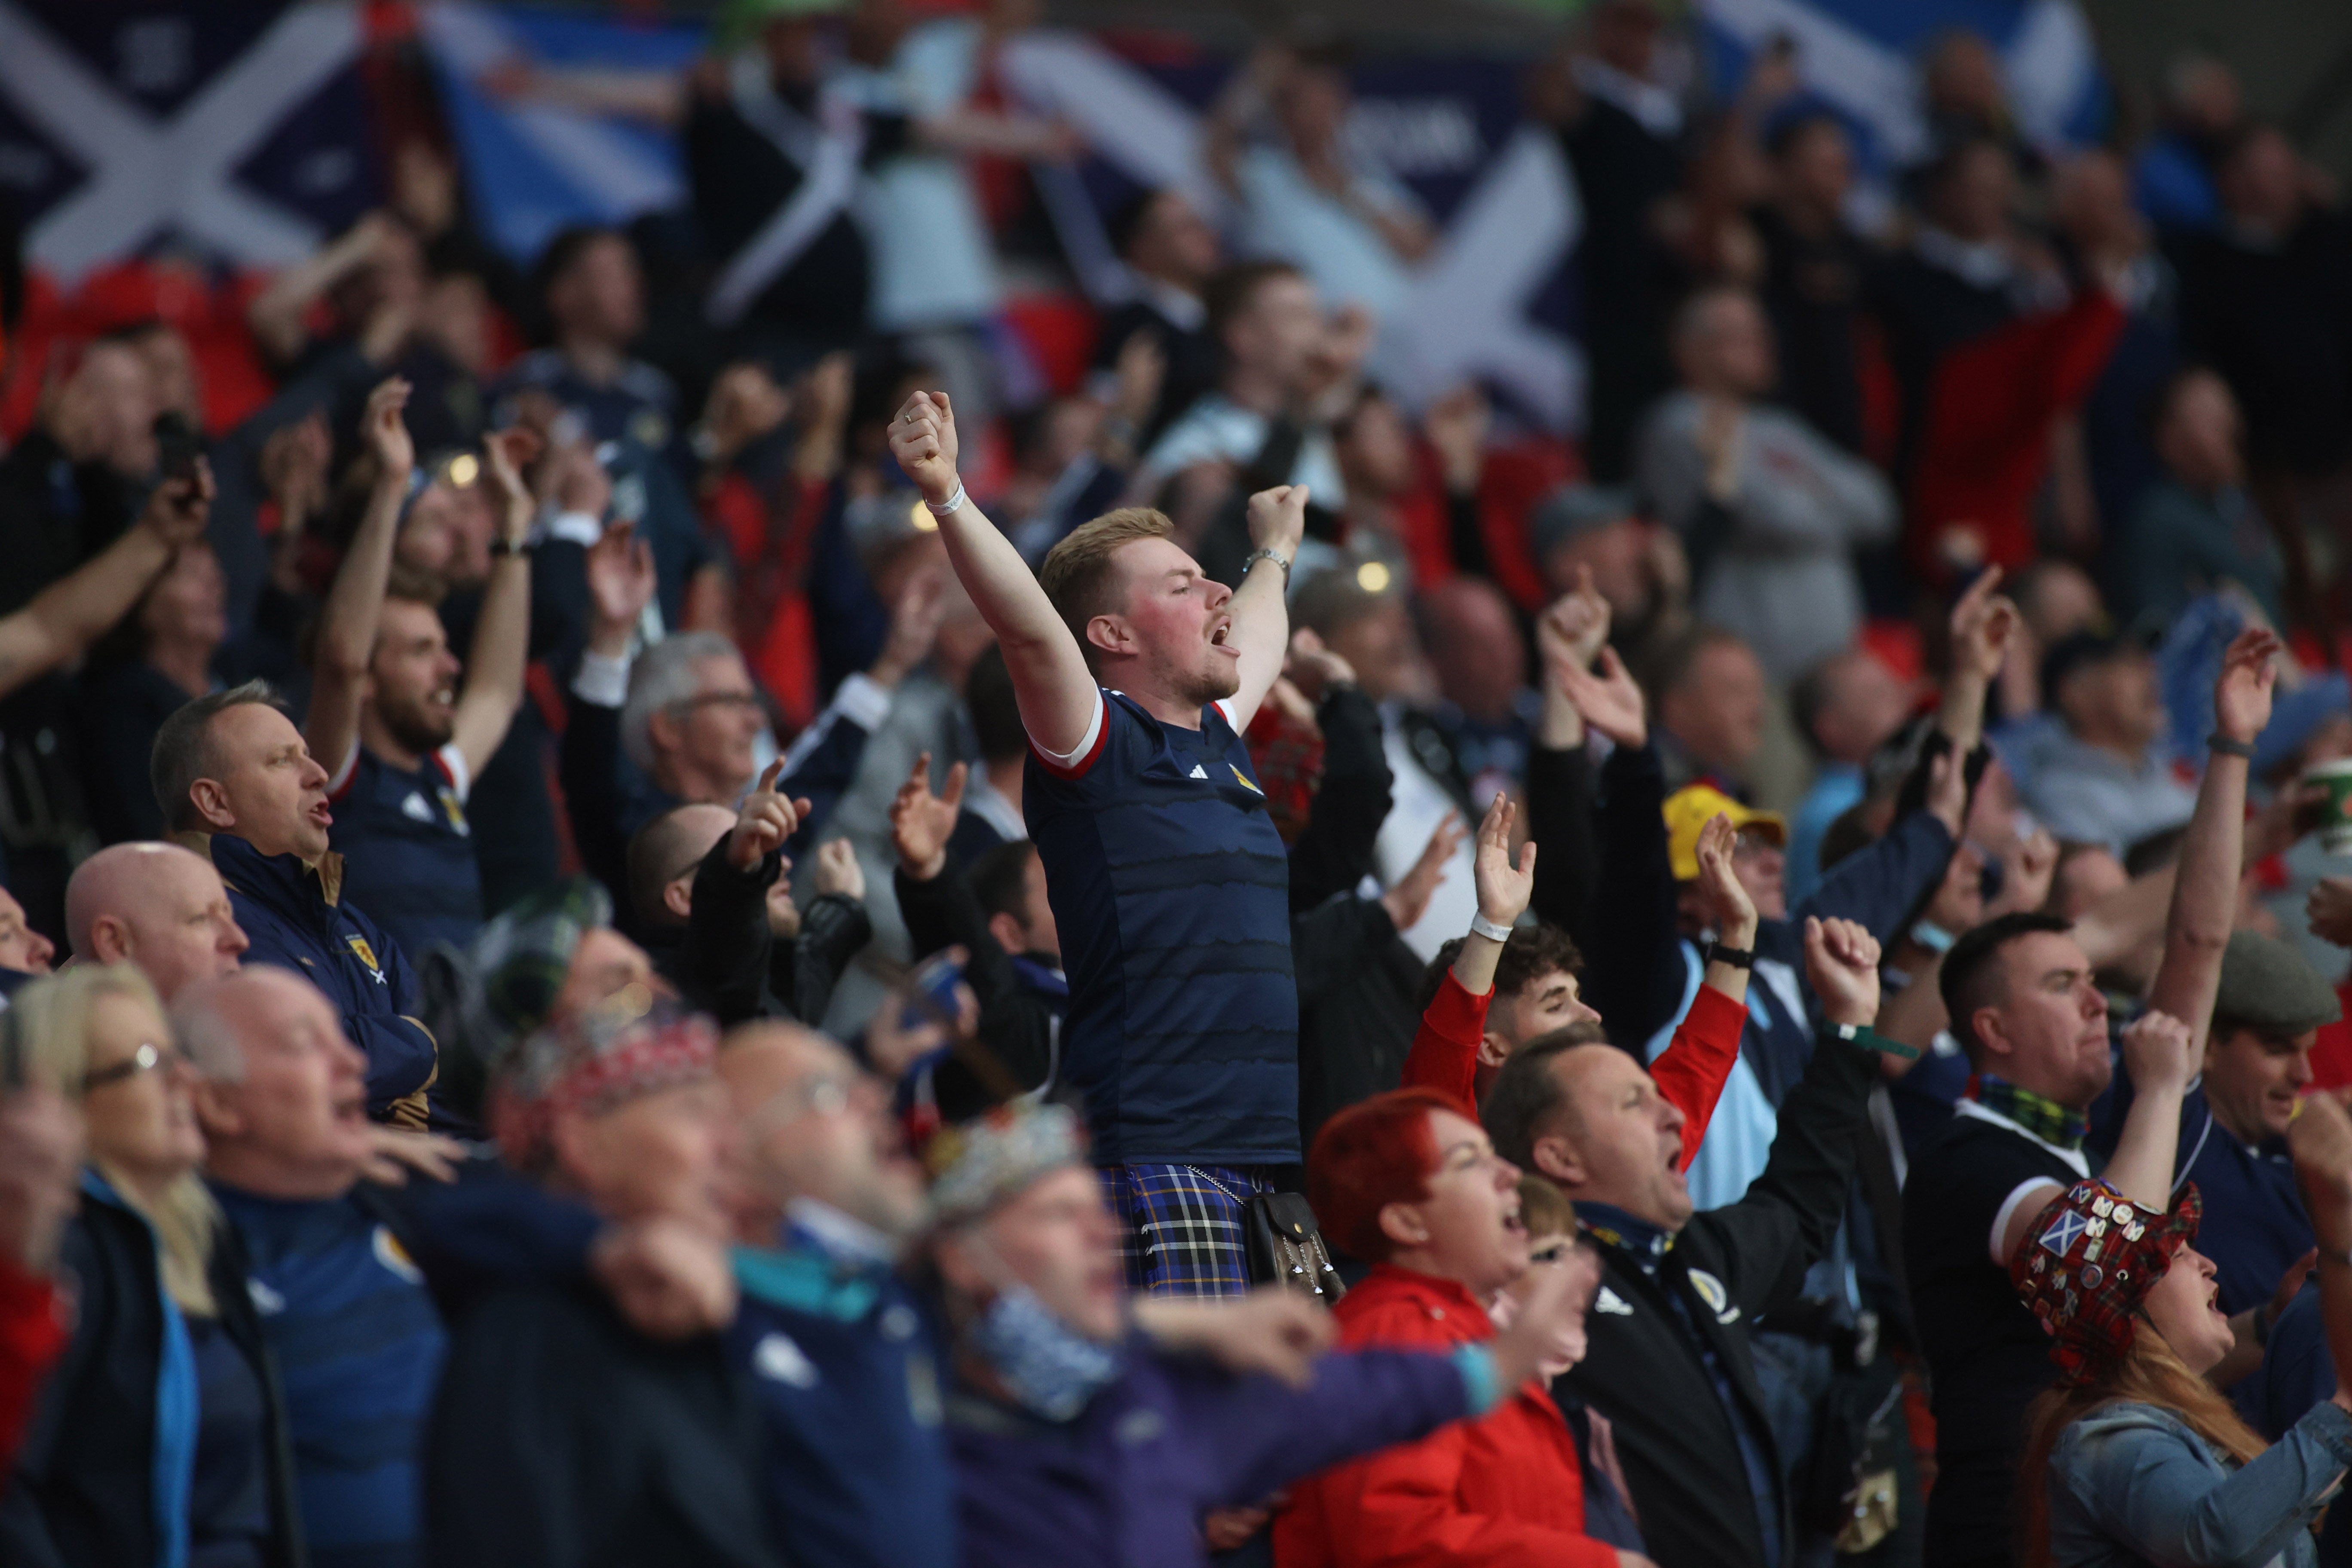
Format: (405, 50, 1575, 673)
(1971, 1074, 2089, 1151)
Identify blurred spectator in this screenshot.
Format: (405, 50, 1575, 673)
(65, 842, 251, 1001)
(78, 539, 230, 844)
(690, 0, 897, 359)
(0, 1081, 80, 1474)
(1321, 386, 1433, 592)
(2014, 631, 2196, 852)
(493, 226, 676, 449)
(1755, 111, 1873, 453)
(627, 795, 871, 1026)
(2177, 124, 2352, 482)
(2051, 147, 2181, 561)
(0, 965, 301, 1568)
(1207, 41, 1433, 339)
(1636, 285, 1895, 681)
(1539, 0, 1686, 481)
(715, 1019, 950, 1568)
(1876, 136, 2127, 579)
(924, 1098, 1585, 1568)
(424, 1001, 771, 1568)
(1527, 485, 1690, 671)
(1785, 649, 1914, 906)
(0, 886, 52, 995)
(1648, 625, 1767, 796)
(1136, 261, 1362, 506)
(181, 966, 445, 1568)
(2134, 53, 2245, 233)
(1094, 189, 1223, 442)
(150, 680, 438, 1127)
(1418, 576, 1537, 803)
(837, 0, 1078, 420)
(2120, 368, 2284, 632)
(1916, 29, 2042, 188)
(316, 405, 538, 962)
(1294, 572, 1476, 962)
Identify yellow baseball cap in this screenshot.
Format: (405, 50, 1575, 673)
(1663, 784, 1786, 881)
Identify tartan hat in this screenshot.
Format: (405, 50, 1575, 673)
(490, 994, 718, 1170)
(2010, 1178, 2202, 1385)
(923, 1101, 1089, 1228)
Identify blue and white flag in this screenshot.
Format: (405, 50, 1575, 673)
(1694, 0, 2104, 194)
(420, 3, 704, 266)
(0, 0, 376, 285)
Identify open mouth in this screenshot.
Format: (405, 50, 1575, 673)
(308, 800, 334, 827)
(1209, 619, 1236, 653)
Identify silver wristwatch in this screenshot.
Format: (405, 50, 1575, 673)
(1240, 547, 1293, 584)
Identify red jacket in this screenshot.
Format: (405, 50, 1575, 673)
(0, 1260, 67, 1472)
(1272, 1265, 1619, 1568)
(1398, 971, 1746, 1171)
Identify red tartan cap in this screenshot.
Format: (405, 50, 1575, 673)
(2010, 1178, 2201, 1385)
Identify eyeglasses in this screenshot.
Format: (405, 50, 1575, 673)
(82, 1041, 187, 1092)
(751, 1072, 855, 1128)
(674, 691, 763, 715)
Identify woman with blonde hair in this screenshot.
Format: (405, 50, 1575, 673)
(0, 963, 301, 1568)
(2012, 1093, 2352, 1568)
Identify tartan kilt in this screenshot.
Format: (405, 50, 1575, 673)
(1096, 1162, 1268, 1299)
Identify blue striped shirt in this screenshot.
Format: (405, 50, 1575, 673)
(1025, 690, 1297, 1164)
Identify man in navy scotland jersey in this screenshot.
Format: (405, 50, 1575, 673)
(308, 380, 536, 961)
(888, 388, 1306, 1297)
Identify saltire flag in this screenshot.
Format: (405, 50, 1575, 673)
(0, 0, 379, 286)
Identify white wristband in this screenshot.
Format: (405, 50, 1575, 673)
(1470, 912, 1516, 943)
(928, 481, 967, 517)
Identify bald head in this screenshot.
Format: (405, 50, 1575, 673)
(718, 1019, 927, 1244)
(627, 804, 738, 930)
(67, 841, 249, 1000)
(1420, 577, 1528, 725)
(181, 966, 372, 1200)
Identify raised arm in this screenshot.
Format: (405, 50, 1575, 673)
(1225, 485, 1308, 732)
(1939, 566, 2019, 758)
(448, 426, 540, 779)
(0, 462, 213, 700)
(2147, 629, 2279, 1052)
(888, 391, 1099, 757)
(307, 378, 415, 774)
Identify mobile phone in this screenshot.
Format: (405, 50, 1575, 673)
(153, 410, 202, 484)
(900, 952, 966, 1031)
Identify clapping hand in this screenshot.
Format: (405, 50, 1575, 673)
(1538, 566, 1612, 674)
(362, 377, 415, 479)
(138, 457, 216, 551)
(584, 520, 656, 654)
(1692, 814, 1759, 949)
(1802, 916, 1882, 1028)
(1553, 646, 1648, 749)
(812, 837, 866, 902)
(729, 760, 812, 873)
(1471, 793, 1536, 932)
(480, 424, 545, 538)
(1283, 627, 1356, 703)
(2214, 627, 2283, 748)
(890, 751, 967, 882)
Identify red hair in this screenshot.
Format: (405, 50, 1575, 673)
(1307, 1089, 1462, 1262)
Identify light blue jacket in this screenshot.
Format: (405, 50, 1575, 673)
(2046, 1399, 2352, 1567)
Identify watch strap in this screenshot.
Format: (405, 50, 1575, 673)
(1706, 943, 1755, 971)
(1833, 1021, 1920, 1060)
(2206, 732, 2257, 760)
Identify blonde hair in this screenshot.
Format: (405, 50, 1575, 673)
(2015, 1322, 2266, 1568)
(1517, 1174, 1576, 1240)
(1036, 508, 1174, 668)
(8, 964, 220, 1316)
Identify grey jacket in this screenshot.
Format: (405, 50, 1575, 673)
(2046, 1399, 2352, 1568)
(1636, 392, 1895, 682)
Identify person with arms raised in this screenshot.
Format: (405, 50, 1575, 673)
(888, 388, 1304, 1297)
(1902, 626, 2281, 1568)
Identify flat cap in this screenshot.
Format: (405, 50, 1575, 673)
(2213, 930, 2341, 1035)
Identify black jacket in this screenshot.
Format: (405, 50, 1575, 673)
(425, 1281, 781, 1568)
(1292, 892, 1421, 1151)
(648, 836, 871, 1026)
(0, 1183, 305, 1568)
(1286, 685, 1392, 913)
(1559, 1018, 1880, 1568)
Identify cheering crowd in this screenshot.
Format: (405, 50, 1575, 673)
(9, 0, 2352, 1564)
